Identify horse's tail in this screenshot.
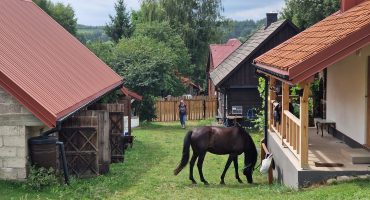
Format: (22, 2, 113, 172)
(174, 130, 192, 175)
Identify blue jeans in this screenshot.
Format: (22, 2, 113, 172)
(180, 114, 186, 126)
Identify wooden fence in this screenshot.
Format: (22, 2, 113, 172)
(154, 96, 217, 122)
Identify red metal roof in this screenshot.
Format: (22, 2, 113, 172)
(0, 0, 123, 127)
(209, 39, 241, 70)
(120, 87, 143, 101)
(254, 0, 370, 84)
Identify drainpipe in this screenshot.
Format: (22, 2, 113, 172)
(56, 141, 69, 185)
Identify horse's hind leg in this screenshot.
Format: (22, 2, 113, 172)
(189, 153, 198, 184)
(197, 152, 208, 185)
(233, 156, 243, 183)
(220, 155, 233, 185)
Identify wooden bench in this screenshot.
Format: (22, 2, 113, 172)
(315, 118, 336, 137)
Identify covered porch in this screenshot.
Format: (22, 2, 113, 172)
(264, 77, 370, 188)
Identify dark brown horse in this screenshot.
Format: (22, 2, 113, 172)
(174, 126, 257, 185)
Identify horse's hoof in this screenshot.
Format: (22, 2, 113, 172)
(220, 181, 225, 185)
(238, 180, 243, 184)
(203, 181, 209, 185)
(191, 180, 197, 184)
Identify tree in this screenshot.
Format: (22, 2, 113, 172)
(34, 0, 77, 35)
(113, 36, 185, 120)
(136, 0, 224, 86)
(51, 3, 78, 35)
(133, 21, 192, 76)
(282, 0, 339, 30)
(105, 0, 133, 43)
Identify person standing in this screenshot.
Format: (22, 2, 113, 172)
(178, 100, 187, 128)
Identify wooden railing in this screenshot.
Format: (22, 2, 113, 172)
(283, 110, 301, 158)
(268, 79, 309, 169)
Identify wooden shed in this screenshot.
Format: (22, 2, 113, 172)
(0, 0, 124, 180)
(210, 13, 299, 125)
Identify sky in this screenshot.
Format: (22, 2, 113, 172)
(49, 0, 286, 26)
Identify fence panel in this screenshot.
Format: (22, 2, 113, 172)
(154, 96, 216, 122)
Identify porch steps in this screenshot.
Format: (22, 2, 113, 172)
(341, 148, 370, 164)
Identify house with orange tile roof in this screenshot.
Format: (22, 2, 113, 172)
(0, 0, 126, 180)
(254, 0, 370, 188)
(209, 13, 299, 125)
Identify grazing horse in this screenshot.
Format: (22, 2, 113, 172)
(174, 126, 257, 185)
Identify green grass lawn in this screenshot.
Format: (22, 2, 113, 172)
(0, 120, 369, 200)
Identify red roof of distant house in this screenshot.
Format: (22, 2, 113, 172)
(209, 39, 242, 70)
(0, 0, 123, 127)
(254, 0, 370, 84)
(180, 76, 202, 90)
(120, 86, 143, 101)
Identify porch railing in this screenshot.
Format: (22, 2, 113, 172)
(283, 110, 300, 158)
(268, 80, 309, 169)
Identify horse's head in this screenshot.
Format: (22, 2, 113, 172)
(243, 163, 254, 183)
(242, 130, 257, 184)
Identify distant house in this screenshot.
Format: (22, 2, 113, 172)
(254, 0, 370, 188)
(210, 13, 299, 124)
(0, 0, 124, 180)
(206, 39, 242, 96)
(180, 76, 203, 96)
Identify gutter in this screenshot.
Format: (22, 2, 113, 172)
(253, 63, 290, 81)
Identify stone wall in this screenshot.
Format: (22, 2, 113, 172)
(0, 87, 44, 180)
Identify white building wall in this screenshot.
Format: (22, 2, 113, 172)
(327, 45, 370, 145)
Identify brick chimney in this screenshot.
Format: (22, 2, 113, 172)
(341, 0, 365, 12)
(266, 13, 278, 28)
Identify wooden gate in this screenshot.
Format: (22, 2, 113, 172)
(88, 103, 126, 163)
(59, 127, 98, 178)
(60, 110, 110, 177)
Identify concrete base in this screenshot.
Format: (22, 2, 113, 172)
(267, 129, 370, 188)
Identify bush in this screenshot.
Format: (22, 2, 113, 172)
(25, 166, 59, 190)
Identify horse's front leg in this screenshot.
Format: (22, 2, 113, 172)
(197, 152, 208, 185)
(233, 156, 243, 183)
(220, 155, 233, 185)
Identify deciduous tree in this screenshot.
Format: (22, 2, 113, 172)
(282, 0, 339, 30)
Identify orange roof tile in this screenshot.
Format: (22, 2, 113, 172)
(254, 0, 370, 84)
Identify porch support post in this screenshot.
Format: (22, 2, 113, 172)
(299, 83, 310, 169)
(281, 82, 289, 140)
(268, 77, 276, 131)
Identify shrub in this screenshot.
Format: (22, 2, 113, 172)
(25, 165, 59, 190)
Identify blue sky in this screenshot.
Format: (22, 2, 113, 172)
(50, 0, 285, 26)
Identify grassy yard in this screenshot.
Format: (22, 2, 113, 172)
(0, 120, 369, 200)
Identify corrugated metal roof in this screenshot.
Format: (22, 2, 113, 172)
(254, 1, 370, 84)
(0, 0, 123, 127)
(210, 20, 288, 86)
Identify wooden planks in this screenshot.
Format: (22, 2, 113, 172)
(154, 96, 217, 122)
